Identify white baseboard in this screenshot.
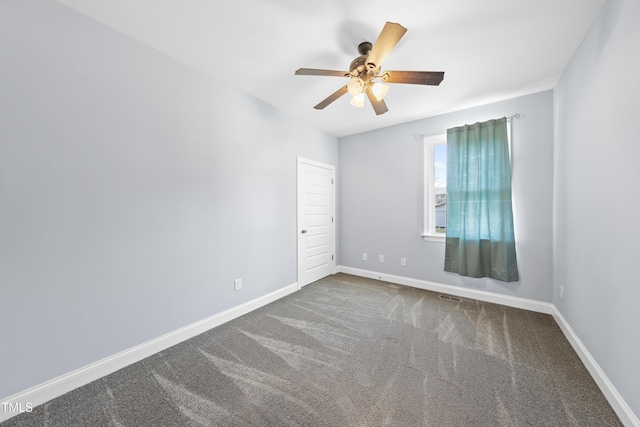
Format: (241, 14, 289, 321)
(552, 308, 639, 427)
(336, 265, 554, 314)
(0, 282, 299, 423)
(336, 265, 638, 426)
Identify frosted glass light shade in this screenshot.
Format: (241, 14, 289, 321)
(350, 93, 365, 107)
(347, 78, 364, 96)
(371, 82, 389, 101)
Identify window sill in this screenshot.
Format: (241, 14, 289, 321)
(421, 233, 445, 243)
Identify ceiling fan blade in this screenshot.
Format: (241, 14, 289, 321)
(296, 68, 349, 77)
(382, 71, 445, 85)
(314, 85, 349, 110)
(366, 22, 407, 70)
(365, 86, 388, 115)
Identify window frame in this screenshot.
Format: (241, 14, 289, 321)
(422, 133, 447, 242)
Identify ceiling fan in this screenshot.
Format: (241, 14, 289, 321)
(295, 22, 444, 115)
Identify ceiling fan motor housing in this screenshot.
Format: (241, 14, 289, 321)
(350, 42, 378, 81)
(349, 55, 368, 75)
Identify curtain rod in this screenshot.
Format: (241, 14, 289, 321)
(413, 114, 521, 138)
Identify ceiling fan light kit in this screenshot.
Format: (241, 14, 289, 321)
(295, 22, 445, 115)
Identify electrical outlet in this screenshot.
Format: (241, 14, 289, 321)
(234, 278, 242, 291)
(379, 255, 384, 263)
(362, 253, 368, 261)
(401, 258, 407, 267)
(560, 286, 564, 299)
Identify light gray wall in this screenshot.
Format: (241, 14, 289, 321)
(0, 0, 338, 399)
(553, 0, 640, 416)
(339, 90, 554, 303)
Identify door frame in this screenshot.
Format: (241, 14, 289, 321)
(296, 156, 336, 288)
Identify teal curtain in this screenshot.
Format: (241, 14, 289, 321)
(444, 117, 519, 282)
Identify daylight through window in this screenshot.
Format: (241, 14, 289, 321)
(423, 133, 447, 241)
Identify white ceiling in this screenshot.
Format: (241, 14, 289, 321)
(56, 0, 605, 137)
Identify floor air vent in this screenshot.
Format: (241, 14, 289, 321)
(439, 294, 462, 302)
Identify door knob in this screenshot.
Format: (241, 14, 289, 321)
(301, 229, 308, 234)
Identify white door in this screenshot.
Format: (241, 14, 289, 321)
(297, 157, 335, 287)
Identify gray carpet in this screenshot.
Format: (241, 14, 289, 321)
(2, 273, 622, 426)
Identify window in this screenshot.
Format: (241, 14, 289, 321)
(423, 133, 447, 241)
(422, 122, 511, 243)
